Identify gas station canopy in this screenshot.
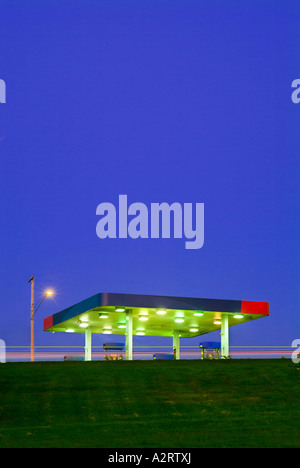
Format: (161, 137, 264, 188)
(43, 292, 269, 338)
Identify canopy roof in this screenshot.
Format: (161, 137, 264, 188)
(43, 292, 269, 339)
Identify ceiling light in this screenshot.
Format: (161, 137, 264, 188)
(189, 328, 198, 332)
(175, 311, 184, 318)
(139, 316, 148, 321)
(103, 330, 112, 334)
(80, 316, 89, 322)
(99, 313, 108, 319)
(66, 329, 74, 333)
(136, 332, 145, 336)
(175, 318, 184, 323)
(156, 310, 166, 315)
(79, 322, 89, 328)
(115, 307, 125, 312)
(118, 325, 126, 329)
(234, 314, 243, 319)
(194, 312, 204, 317)
(214, 320, 221, 325)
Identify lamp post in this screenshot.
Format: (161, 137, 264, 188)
(28, 275, 53, 362)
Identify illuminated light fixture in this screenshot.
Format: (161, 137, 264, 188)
(99, 313, 108, 319)
(103, 330, 112, 334)
(139, 315, 148, 321)
(194, 312, 204, 317)
(46, 290, 53, 296)
(66, 329, 74, 333)
(189, 328, 199, 332)
(115, 307, 125, 312)
(136, 332, 145, 336)
(118, 325, 126, 329)
(79, 322, 89, 328)
(214, 320, 221, 325)
(156, 310, 166, 315)
(175, 318, 184, 323)
(175, 311, 184, 318)
(234, 314, 244, 319)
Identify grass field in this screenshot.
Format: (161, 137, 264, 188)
(0, 359, 299, 448)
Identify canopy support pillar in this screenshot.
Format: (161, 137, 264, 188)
(221, 314, 229, 358)
(173, 330, 180, 360)
(85, 328, 92, 361)
(126, 309, 133, 361)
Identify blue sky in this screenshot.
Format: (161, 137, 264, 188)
(0, 0, 299, 351)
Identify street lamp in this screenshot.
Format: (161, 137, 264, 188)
(28, 275, 53, 362)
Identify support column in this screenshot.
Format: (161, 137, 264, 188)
(29, 276, 35, 363)
(173, 331, 180, 360)
(221, 314, 229, 358)
(85, 328, 92, 361)
(126, 309, 133, 361)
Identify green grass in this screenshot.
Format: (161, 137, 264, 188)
(0, 359, 299, 448)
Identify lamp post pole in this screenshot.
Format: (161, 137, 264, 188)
(28, 275, 35, 362)
(28, 276, 53, 363)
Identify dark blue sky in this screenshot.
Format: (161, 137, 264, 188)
(0, 0, 299, 351)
